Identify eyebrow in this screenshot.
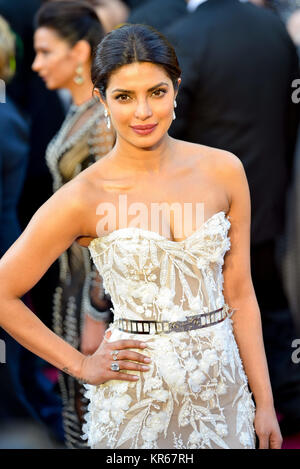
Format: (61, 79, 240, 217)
(111, 82, 169, 94)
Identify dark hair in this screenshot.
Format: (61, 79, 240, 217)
(92, 23, 181, 98)
(35, 1, 104, 55)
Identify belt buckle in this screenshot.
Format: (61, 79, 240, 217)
(161, 321, 170, 333)
(154, 321, 171, 334)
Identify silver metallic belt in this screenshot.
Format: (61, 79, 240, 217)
(115, 305, 229, 335)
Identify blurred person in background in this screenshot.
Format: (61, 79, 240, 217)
(87, 0, 129, 32)
(0, 17, 28, 258)
(46, 0, 130, 33)
(0, 14, 30, 421)
(0, 15, 63, 447)
(127, 0, 187, 31)
(0, 0, 70, 447)
(277, 6, 300, 337)
(287, 9, 300, 46)
(245, 1, 277, 11)
(249, 0, 269, 6)
(272, 0, 300, 21)
(0, 0, 65, 333)
(32, 0, 114, 448)
(122, 0, 151, 10)
(165, 0, 300, 436)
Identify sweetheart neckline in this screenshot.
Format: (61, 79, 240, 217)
(88, 210, 230, 248)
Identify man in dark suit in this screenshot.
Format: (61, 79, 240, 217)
(123, 0, 151, 10)
(127, 0, 187, 31)
(165, 0, 300, 435)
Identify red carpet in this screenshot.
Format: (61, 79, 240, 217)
(277, 412, 300, 449)
(282, 432, 300, 449)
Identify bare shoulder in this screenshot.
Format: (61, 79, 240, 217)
(58, 163, 106, 208)
(58, 164, 108, 245)
(203, 146, 245, 185)
(174, 139, 244, 181)
(30, 172, 99, 241)
(177, 139, 242, 170)
(46, 175, 92, 213)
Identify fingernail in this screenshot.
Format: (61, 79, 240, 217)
(141, 343, 148, 347)
(132, 376, 139, 380)
(141, 365, 150, 371)
(144, 357, 151, 363)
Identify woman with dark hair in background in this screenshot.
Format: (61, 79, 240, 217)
(32, 0, 114, 448)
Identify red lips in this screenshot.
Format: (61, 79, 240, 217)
(130, 124, 157, 130)
(130, 123, 158, 135)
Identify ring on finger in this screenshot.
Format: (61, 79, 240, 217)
(111, 350, 119, 361)
(110, 362, 120, 372)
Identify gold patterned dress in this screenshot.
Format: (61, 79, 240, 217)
(45, 97, 115, 447)
(82, 211, 256, 449)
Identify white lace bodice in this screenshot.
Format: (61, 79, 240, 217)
(83, 210, 255, 449)
(88, 211, 231, 323)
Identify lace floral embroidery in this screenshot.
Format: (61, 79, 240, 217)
(82, 212, 256, 449)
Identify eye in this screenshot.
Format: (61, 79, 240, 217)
(152, 88, 167, 97)
(115, 94, 131, 102)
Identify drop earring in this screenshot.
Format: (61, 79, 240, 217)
(173, 99, 177, 120)
(104, 108, 111, 129)
(73, 63, 84, 85)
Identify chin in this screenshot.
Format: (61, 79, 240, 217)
(133, 136, 163, 149)
(130, 128, 169, 148)
(43, 78, 62, 90)
(43, 80, 55, 90)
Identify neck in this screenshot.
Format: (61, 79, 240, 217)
(67, 79, 95, 106)
(108, 133, 175, 175)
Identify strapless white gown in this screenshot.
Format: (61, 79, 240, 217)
(82, 211, 256, 449)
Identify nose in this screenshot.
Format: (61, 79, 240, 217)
(32, 54, 42, 72)
(134, 98, 153, 120)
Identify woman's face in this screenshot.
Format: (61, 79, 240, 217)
(32, 27, 78, 90)
(102, 61, 180, 149)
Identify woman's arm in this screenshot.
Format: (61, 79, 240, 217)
(221, 152, 282, 449)
(80, 267, 111, 356)
(0, 179, 150, 384)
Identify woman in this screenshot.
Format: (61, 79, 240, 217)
(31, 1, 114, 448)
(0, 24, 282, 449)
